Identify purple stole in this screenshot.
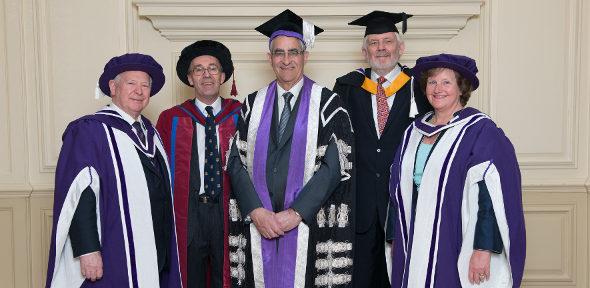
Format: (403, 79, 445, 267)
(252, 77, 314, 287)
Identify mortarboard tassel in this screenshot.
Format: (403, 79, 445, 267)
(230, 73, 238, 97)
(95, 81, 107, 99)
(409, 76, 418, 118)
(302, 19, 316, 49)
(402, 13, 408, 34)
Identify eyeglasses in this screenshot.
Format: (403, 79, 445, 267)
(367, 38, 395, 47)
(271, 49, 305, 59)
(189, 65, 221, 76)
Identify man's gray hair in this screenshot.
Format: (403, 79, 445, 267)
(113, 73, 153, 87)
(362, 32, 403, 50)
(269, 37, 306, 52)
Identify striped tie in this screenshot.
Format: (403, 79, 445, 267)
(376, 76, 389, 135)
(278, 92, 293, 141)
(132, 121, 146, 146)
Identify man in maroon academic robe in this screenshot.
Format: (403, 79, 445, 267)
(156, 40, 241, 288)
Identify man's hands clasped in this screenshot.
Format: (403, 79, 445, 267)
(250, 207, 303, 239)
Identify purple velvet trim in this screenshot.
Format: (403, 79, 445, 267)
(395, 128, 413, 249)
(269, 30, 304, 48)
(252, 83, 276, 211)
(391, 110, 525, 287)
(47, 116, 181, 287)
(107, 126, 139, 288)
(252, 76, 314, 287)
(424, 115, 482, 287)
(414, 107, 480, 136)
(93, 110, 157, 156)
(253, 81, 277, 286)
(401, 185, 418, 288)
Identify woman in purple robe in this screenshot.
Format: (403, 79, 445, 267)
(388, 54, 526, 287)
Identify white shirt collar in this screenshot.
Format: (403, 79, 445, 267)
(371, 65, 401, 85)
(106, 103, 142, 126)
(277, 78, 304, 100)
(194, 97, 222, 116)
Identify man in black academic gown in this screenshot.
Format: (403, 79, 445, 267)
(332, 11, 431, 288)
(227, 9, 355, 288)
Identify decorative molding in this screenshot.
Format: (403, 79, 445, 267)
(32, 0, 59, 173)
(134, 0, 482, 41)
(29, 194, 53, 288)
(205, 51, 431, 65)
(522, 203, 575, 284)
(0, 0, 27, 185)
(0, 188, 33, 197)
(522, 184, 589, 194)
(0, 0, 12, 177)
(0, 206, 15, 288)
(41, 208, 53, 287)
(488, 0, 582, 170)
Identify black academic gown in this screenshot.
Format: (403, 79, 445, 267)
(227, 82, 353, 287)
(333, 66, 431, 287)
(228, 90, 341, 223)
(333, 66, 431, 234)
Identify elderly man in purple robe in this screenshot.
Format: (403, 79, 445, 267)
(388, 53, 526, 287)
(45, 53, 181, 287)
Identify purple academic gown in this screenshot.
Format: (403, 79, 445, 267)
(389, 108, 526, 287)
(46, 109, 181, 288)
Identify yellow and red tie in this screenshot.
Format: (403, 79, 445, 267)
(376, 76, 389, 135)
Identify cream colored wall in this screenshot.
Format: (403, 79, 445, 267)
(0, 0, 587, 287)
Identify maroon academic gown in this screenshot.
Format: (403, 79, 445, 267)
(156, 98, 241, 288)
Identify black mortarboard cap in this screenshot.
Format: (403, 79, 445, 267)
(176, 40, 234, 86)
(349, 11, 412, 36)
(255, 9, 324, 48)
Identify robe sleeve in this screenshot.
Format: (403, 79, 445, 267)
(227, 118, 263, 219)
(291, 140, 341, 224)
(156, 110, 172, 153)
(69, 186, 100, 257)
(332, 80, 348, 105)
(47, 118, 104, 288)
(385, 204, 396, 242)
(473, 180, 504, 253)
(468, 119, 526, 286)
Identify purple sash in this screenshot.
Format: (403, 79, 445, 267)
(252, 77, 314, 287)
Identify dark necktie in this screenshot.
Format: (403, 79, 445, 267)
(132, 121, 146, 146)
(203, 106, 221, 199)
(376, 76, 389, 136)
(278, 92, 293, 141)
